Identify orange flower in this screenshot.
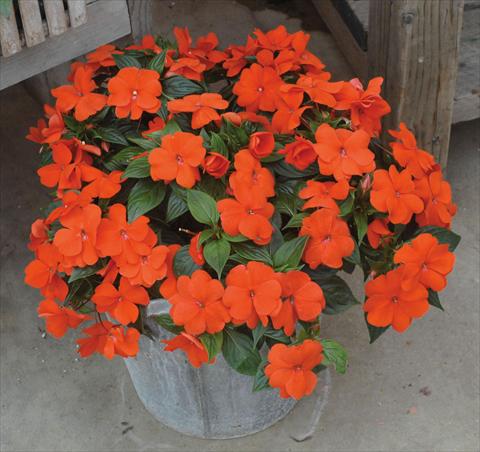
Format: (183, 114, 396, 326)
(388, 123, 435, 179)
(272, 84, 310, 134)
(28, 219, 49, 251)
(119, 245, 169, 287)
(189, 233, 205, 266)
(233, 63, 282, 112)
(299, 179, 350, 212)
(256, 49, 296, 75)
(370, 165, 424, 224)
(167, 93, 229, 129)
(203, 152, 229, 178)
(24, 243, 68, 301)
(248, 131, 275, 159)
(223, 36, 258, 77)
(279, 137, 317, 171)
(168, 58, 206, 81)
(86, 44, 122, 68)
(82, 170, 123, 199)
(334, 77, 391, 136)
(37, 299, 89, 339)
(53, 204, 102, 268)
(127, 35, 162, 54)
(51, 66, 106, 121)
(77, 321, 140, 359)
(169, 270, 229, 335)
(394, 233, 455, 292)
(26, 105, 65, 144)
(107, 67, 162, 119)
(367, 218, 393, 249)
(142, 117, 166, 137)
(159, 244, 182, 299)
(314, 123, 375, 181)
(254, 25, 292, 51)
(364, 267, 429, 332)
(296, 73, 343, 107)
(300, 208, 355, 269)
(217, 191, 274, 245)
(271, 271, 325, 336)
(92, 277, 149, 325)
(223, 261, 282, 328)
(46, 190, 92, 225)
(291, 31, 326, 73)
(163, 332, 211, 368)
(149, 131, 206, 188)
(265, 339, 323, 399)
(414, 170, 457, 228)
(96, 204, 155, 265)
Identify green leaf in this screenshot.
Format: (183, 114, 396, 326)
(127, 179, 166, 221)
(252, 361, 270, 392)
(366, 316, 389, 344)
(199, 229, 215, 245)
(123, 156, 150, 178)
(147, 50, 167, 74)
(339, 192, 355, 217)
(163, 76, 203, 98)
(199, 332, 223, 361)
(252, 323, 266, 348)
(209, 132, 229, 156)
(68, 261, 104, 283)
(222, 232, 249, 243)
(264, 327, 291, 344)
(283, 213, 307, 229)
(186, 190, 219, 226)
(166, 191, 188, 222)
(203, 239, 230, 278)
(268, 160, 318, 178)
(173, 245, 201, 277)
(145, 120, 181, 143)
(113, 54, 142, 69)
(415, 226, 461, 251)
(275, 192, 300, 216)
(63, 115, 82, 133)
(272, 236, 308, 271)
(222, 328, 262, 376)
(354, 210, 368, 243)
(232, 242, 273, 265)
(127, 136, 158, 150)
(428, 289, 444, 311)
(95, 127, 129, 146)
(104, 147, 144, 171)
(320, 339, 348, 374)
(153, 313, 182, 334)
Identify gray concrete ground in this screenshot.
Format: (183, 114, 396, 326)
(1, 2, 479, 451)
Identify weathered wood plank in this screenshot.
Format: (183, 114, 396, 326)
(0, 0, 22, 57)
(311, 0, 368, 80)
(18, 0, 45, 47)
(43, 0, 68, 36)
(0, 0, 131, 90)
(67, 0, 88, 27)
(368, 0, 464, 169)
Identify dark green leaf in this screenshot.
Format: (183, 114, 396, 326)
(127, 136, 158, 150)
(232, 242, 273, 265)
(275, 192, 300, 216)
(415, 226, 461, 251)
(173, 245, 201, 277)
(153, 313, 182, 334)
(147, 50, 167, 74)
(252, 323, 266, 348)
(127, 179, 166, 221)
(123, 156, 150, 178)
(320, 339, 348, 374)
(209, 132, 229, 157)
(68, 261, 104, 283)
(165, 191, 188, 222)
(264, 327, 291, 344)
(163, 76, 203, 98)
(203, 239, 230, 278)
(428, 289, 444, 311)
(145, 119, 181, 143)
(113, 54, 142, 69)
(199, 229, 215, 245)
(252, 361, 270, 392)
(222, 232, 249, 243)
(354, 210, 368, 243)
(199, 332, 223, 361)
(268, 160, 318, 178)
(104, 147, 144, 171)
(339, 192, 355, 217)
(222, 328, 262, 376)
(272, 236, 308, 271)
(283, 213, 307, 229)
(95, 127, 129, 146)
(366, 316, 389, 344)
(186, 190, 219, 226)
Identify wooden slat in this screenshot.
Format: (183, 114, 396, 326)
(0, 0, 131, 90)
(0, 0, 22, 57)
(43, 0, 68, 36)
(67, 0, 88, 27)
(368, 0, 464, 169)
(18, 0, 45, 47)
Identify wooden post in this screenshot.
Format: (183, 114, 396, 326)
(368, 0, 464, 169)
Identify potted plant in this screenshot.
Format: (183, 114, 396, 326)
(24, 26, 460, 439)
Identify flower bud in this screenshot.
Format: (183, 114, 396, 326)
(203, 152, 229, 178)
(248, 131, 275, 159)
(279, 137, 316, 170)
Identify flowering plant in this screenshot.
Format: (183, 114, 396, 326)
(25, 26, 460, 400)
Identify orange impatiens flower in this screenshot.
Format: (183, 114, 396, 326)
(28, 219, 49, 251)
(169, 270, 230, 335)
(189, 233, 205, 266)
(394, 233, 455, 292)
(203, 152, 230, 179)
(279, 137, 317, 171)
(149, 131, 206, 189)
(415, 170, 457, 228)
(254, 25, 292, 51)
(119, 245, 169, 287)
(248, 131, 275, 159)
(265, 339, 323, 399)
(223, 261, 282, 328)
(82, 170, 123, 199)
(314, 123, 375, 181)
(96, 204, 155, 265)
(77, 321, 140, 359)
(300, 208, 355, 269)
(86, 44, 122, 69)
(299, 179, 350, 212)
(296, 73, 343, 107)
(46, 190, 92, 225)
(272, 84, 310, 134)
(233, 63, 282, 112)
(370, 165, 424, 224)
(367, 218, 393, 249)
(51, 66, 106, 121)
(271, 271, 325, 336)
(167, 93, 229, 129)
(364, 267, 429, 332)
(53, 204, 102, 268)
(334, 77, 391, 136)
(92, 277, 149, 325)
(223, 36, 258, 77)
(107, 67, 162, 119)
(24, 243, 68, 301)
(159, 244, 181, 299)
(388, 123, 435, 179)
(291, 30, 326, 73)
(26, 105, 65, 144)
(37, 299, 89, 339)
(163, 332, 211, 368)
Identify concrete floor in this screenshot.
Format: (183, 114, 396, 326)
(1, 2, 479, 451)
